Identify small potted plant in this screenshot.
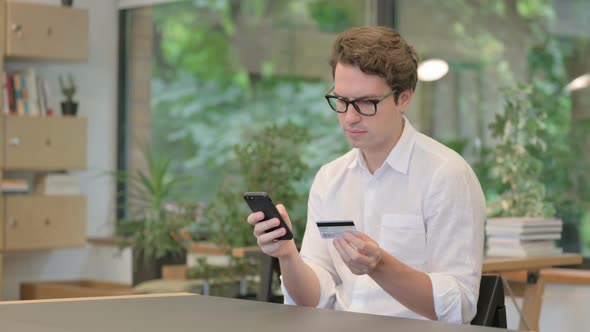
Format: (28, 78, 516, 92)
(59, 74, 78, 116)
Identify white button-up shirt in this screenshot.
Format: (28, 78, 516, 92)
(282, 118, 485, 324)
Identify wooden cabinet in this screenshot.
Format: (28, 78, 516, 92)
(0, 0, 89, 297)
(3, 195, 86, 251)
(4, 2, 88, 60)
(0, 254, 2, 295)
(3, 116, 87, 170)
(0, 0, 4, 63)
(0, 2, 4, 112)
(0, 197, 3, 249)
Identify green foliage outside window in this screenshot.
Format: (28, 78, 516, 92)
(448, 0, 590, 253)
(150, 0, 353, 217)
(526, 38, 590, 252)
(142, 0, 590, 256)
(486, 84, 555, 218)
(203, 122, 311, 249)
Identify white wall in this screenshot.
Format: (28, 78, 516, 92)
(2, 0, 132, 300)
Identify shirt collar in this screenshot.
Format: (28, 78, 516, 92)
(346, 116, 417, 175)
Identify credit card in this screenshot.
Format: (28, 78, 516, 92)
(316, 220, 358, 239)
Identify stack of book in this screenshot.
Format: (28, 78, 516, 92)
(485, 218, 563, 257)
(1, 178, 29, 193)
(34, 173, 80, 195)
(2, 68, 54, 116)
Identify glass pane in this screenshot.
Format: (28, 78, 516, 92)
(123, 0, 375, 245)
(121, 0, 590, 258)
(397, 0, 590, 256)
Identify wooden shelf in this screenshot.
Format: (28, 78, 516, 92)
(86, 237, 129, 247)
(0, 0, 90, 298)
(4, 1, 88, 61)
(1, 195, 86, 251)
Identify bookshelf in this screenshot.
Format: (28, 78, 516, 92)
(0, 1, 89, 298)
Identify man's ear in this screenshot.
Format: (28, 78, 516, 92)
(397, 89, 414, 113)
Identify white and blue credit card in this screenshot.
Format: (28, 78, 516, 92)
(316, 220, 358, 239)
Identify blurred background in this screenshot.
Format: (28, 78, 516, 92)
(118, 0, 590, 258)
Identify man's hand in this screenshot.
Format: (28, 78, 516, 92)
(247, 204, 297, 258)
(333, 231, 383, 275)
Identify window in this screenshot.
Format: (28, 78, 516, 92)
(119, 0, 590, 259)
(118, 0, 379, 241)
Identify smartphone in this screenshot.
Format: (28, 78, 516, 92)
(243, 192, 294, 240)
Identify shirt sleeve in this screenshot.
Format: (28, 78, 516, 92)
(424, 159, 486, 324)
(281, 167, 339, 309)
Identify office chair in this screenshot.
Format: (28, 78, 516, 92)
(256, 255, 284, 303)
(471, 274, 507, 328)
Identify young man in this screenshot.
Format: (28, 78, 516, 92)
(246, 26, 485, 324)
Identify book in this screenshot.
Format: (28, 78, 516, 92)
(13, 72, 25, 115)
(19, 72, 30, 115)
(487, 233, 561, 241)
(6, 72, 15, 114)
(2, 71, 8, 114)
(34, 174, 81, 195)
(36, 75, 48, 116)
(486, 218, 562, 227)
(22, 68, 41, 116)
(41, 77, 55, 116)
(487, 238, 556, 248)
(1, 178, 30, 193)
(486, 246, 563, 257)
(485, 226, 562, 235)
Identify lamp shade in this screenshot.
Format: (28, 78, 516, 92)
(418, 59, 449, 82)
(565, 73, 590, 91)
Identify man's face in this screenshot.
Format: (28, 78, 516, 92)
(333, 63, 409, 156)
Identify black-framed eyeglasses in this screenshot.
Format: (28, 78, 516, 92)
(324, 89, 397, 116)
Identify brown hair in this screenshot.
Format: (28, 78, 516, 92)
(329, 26, 419, 103)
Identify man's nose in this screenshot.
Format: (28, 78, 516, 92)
(344, 106, 361, 124)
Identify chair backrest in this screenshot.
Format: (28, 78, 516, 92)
(471, 274, 507, 328)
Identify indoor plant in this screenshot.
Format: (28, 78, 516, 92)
(114, 148, 197, 284)
(59, 74, 78, 116)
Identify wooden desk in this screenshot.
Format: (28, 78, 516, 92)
(483, 254, 583, 331)
(0, 293, 510, 331)
(0, 292, 192, 305)
(242, 248, 582, 331)
(483, 254, 582, 273)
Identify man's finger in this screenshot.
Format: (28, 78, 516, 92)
(340, 238, 361, 261)
(343, 231, 366, 251)
(247, 211, 265, 225)
(275, 204, 293, 229)
(340, 237, 374, 265)
(333, 238, 351, 263)
(355, 231, 371, 241)
(257, 227, 287, 245)
(253, 218, 280, 236)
